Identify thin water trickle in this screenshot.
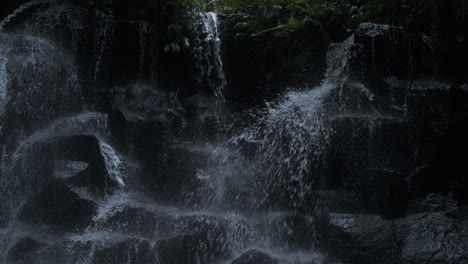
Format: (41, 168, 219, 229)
(194, 12, 227, 99)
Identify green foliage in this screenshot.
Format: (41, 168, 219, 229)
(457, 0, 468, 20)
(215, 0, 355, 38)
(165, 0, 467, 53)
(164, 0, 205, 52)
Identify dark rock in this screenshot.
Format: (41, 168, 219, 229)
(156, 215, 230, 264)
(92, 238, 157, 264)
(47, 135, 126, 192)
(352, 23, 437, 80)
(27, 240, 96, 264)
(315, 190, 360, 214)
(355, 169, 409, 218)
(230, 250, 278, 264)
(95, 206, 174, 237)
(324, 116, 415, 188)
(18, 180, 97, 231)
(407, 194, 459, 215)
(325, 213, 398, 264)
(0, 33, 83, 142)
(268, 214, 323, 251)
(112, 85, 184, 162)
(6, 237, 47, 263)
(108, 109, 129, 153)
(142, 146, 207, 203)
(396, 212, 468, 264)
(53, 160, 89, 180)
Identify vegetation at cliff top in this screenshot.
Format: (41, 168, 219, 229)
(164, 0, 468, 53)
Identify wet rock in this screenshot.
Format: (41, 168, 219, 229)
(355, 169, 409, 218)
(352, 23, 437, 80)
(18, 179, 97, 231)
(6, 237, 47, 263)
(156, 215, 230, 264)
(315, 190, 360, 214)
(396, 212, 468, 264)
(47, 135, 125, 192)
(268, 214, 322, 251)
(28, 240, 96, 264)
(108, 109, 129, 152)
(326, 213, 397, 264)
(324, 116, 414, 188)
(53, 160, 89, 179)
(143, 146, 207, 203)
(407, 194, 460, 215)
(96, 206, 174, 237)
(1, 33, 83, 142)
(110, 85, 184, 160)
(92, 238, 157, 264)
(231, 250, 278, 264)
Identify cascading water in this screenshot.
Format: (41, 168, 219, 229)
(0, 1, 455, 263)
(232, 36, 356, 209)
(194, 11, 227, 99)
(0, 0, 352, 259)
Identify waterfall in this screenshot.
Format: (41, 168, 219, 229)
(234, 36, 356, 209)
(0, 40, 10, 114)
(193, 36, 356, 211)
(194, 12, 227, 99)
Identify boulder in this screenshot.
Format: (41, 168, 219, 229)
(95, 206, 174, 237)
(6, 237, 47, 263)
(230, 250, 278, 264)
(142, 146, 207, 203)
(267, 214, 323, 251)
(396, 212, 468, 264)
(156, 215, 230, 264)
(352, 23, 437, 81)
(325, 213, 397, 264)
(323, 116, 414, 188)
(25, 240, 96, 264)
(355, 169, 409, 218)
(18, 179, 97, 232)
(53, 160, 89, 180)
(47, 135, 126, 192)
(92, 238, 157, 264)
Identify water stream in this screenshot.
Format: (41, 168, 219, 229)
(0, 1, 452, 264)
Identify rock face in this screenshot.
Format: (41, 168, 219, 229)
(352, 23, 437, 80)
(0, 0, 466, 262)
(156, 216, 230, 264)
(325, 197, 468, 264)
(231, 250, 278, 264)
(326, 213, 398, 264)
(18, 180, 97, 232)
(397, 213, 468, 264)
(6, 237, 46, 263)
(92, 239, 157, 264)
(94, 206, 169, 237)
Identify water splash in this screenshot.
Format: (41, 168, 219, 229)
(194, 12, 227, 99)
(0, 43, 10, 114)
(238, 36, 355, 208)
(99, 141, 126, 188)
(9, 112, 108, 163)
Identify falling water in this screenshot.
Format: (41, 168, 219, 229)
(233, 36, 356, 209)
(0, 1, 450, 263)
(99, 141, 126, 188)
(194, 12, 227, 99)
(0, 41, 10, 114)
